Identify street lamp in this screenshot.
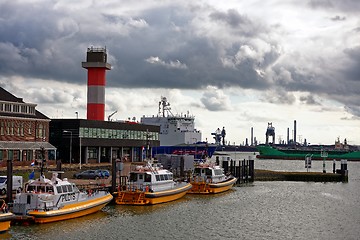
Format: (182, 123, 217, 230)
(63, 130, 72, 165)
(235, 146, 238, 161)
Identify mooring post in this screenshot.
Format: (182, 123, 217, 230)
(6, 158, 13, 203)
(223, 160, 229, 174)
(333, 159, 336, 174)
(249, 159, 254, 182)
(242, 159, 246, 181)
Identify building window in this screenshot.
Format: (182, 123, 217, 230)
(28, 122, 32, 135)
(6, 122, 10, 135)
(13, 104, 20, 113)
(0, 121, 3, 136)
(21, 105, 27, 113)
(11, 122, 14, 135)
(5, 104, 11, 112)
(38, 124, 43, 138)
(88, 147, 98, 159)
(20, 123, 24, 136)
(8, 150, 13, 160)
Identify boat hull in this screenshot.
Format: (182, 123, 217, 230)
(27, 194, 113, 224)
(115, 183, 192, 205)
(188, 177, 237, 194)
(257, 145, 360, 161)
(0, 213, 14, 233)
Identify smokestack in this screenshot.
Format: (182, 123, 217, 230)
(287, 128, 290, 145)
(251, 127, 253, 146)
(82, 47, 111, 121)
(294, 120, 297, 146)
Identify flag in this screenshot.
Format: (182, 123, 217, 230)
(31, 160, 35, 166)
(29, 171, 35, 180)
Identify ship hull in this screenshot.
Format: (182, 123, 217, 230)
(27, 194, 113, 224)
(188, 177, 237, 194)
(0, 213, 14, 233)
(115, 183, 192, 205)
(257, 145, 360, 161)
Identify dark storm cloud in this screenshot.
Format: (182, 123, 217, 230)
(209, 9, 250, 28)
(309, 0, 360, 12)
(342, 46, 360, 82)
(0, 2, 84, 82)
(0, 1, 359, 116)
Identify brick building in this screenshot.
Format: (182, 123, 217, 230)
(0, 87, 56, 166)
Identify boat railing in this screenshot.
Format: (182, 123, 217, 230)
(190, 176, 209, 183)
(126, 182, 152, 193)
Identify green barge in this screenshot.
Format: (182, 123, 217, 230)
(256, 145, 360, 161)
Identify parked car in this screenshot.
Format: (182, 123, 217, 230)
(99, 169, 110, 179)
(0, 176, 23, 195)
(73, 170, 110, 179)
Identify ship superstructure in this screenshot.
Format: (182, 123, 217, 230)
(141, 97, 201, 146)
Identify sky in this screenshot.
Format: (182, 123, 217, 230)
(0, 0, 360, 146)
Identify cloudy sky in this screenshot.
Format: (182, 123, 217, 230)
(1, 0, 360, 145)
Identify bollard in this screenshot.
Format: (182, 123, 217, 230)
(333, 159, 336, 173)
(341, 159, 347, 173)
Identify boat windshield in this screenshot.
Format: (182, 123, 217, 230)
(0, 177, 6, 183)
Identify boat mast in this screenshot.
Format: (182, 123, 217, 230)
(39, 147, 46, 178)
(158, 97, 173, 117)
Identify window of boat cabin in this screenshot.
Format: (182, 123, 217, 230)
(138, 174, 143, 181)
(130, 173, 137, 181)
(67, 185, 73, 192)
(144, 173, 151, 182)
(27, 185, 36, 192)
(193, 168, 201, 175)
(155, 175, 160, 181)
(47, 186, 54, 193)
(57, 186, 62, 193)
(205, 169, 212, 176)
(214, 169, 223, 176)
(38, 185, 45, 193)
(164, 175, 168, 180)
(62, 185, 68, 193)
(160, 175, 165, 181)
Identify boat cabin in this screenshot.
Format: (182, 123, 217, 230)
(193, 164, 226, 183)
(127, 163, 175, 192)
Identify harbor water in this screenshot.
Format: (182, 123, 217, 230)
(5, 156, 360, 240)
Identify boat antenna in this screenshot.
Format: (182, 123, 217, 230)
(40, 147, 46, 177)
(158, 96, 173, 117)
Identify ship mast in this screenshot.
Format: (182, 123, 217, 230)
(158, 97, 173, 117)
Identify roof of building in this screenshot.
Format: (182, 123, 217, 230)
(0, 87, 24, 103)
(0, 87, 50, 120)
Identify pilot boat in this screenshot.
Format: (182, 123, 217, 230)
(188, 162, 237, 194)
(0, 200, 14, 233)
(12, 171, 113, 224)
(115, 161, 192, 205)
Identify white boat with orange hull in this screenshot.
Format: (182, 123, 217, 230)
(0, 200, 14, 233)
(115, 161, 192, 205)
(12, 172, 113, 224)
(188, 162, 237, 194)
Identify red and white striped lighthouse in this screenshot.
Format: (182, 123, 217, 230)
(82, 47, 111, 121)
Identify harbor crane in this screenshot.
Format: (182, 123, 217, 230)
(108, 110, 118, 121)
